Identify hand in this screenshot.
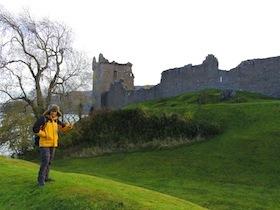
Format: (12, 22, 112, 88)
(67, 123, 73, 129)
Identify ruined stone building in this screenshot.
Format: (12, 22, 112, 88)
(93, 54, 280, 110)
(92, 54, 134, 110)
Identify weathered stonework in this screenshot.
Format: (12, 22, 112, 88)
(94, 54, 280, 110)
(92, 53, 134, 110)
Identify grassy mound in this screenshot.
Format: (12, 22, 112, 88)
(0, 156, 205, 210)
(50, 89, 280, 209)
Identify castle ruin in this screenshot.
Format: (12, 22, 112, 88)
(92, 54, 280, 110)
(92, 53, 134, 110)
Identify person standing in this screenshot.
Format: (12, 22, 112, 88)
(33, 104, 73, 186)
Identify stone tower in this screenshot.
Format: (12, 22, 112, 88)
(92, 53, 134, 110)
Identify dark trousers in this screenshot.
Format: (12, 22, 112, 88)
(38, 147, 56, 183)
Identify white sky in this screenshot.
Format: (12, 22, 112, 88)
(1, 0, 280, 85)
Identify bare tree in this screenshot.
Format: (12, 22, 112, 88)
(0, 6, 91, 118)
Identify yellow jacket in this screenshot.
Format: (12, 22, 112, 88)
(33, 115, 73, 147)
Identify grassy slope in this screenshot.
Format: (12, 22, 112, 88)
(52, 90, 280, 209)
(0, 156, 205, 210)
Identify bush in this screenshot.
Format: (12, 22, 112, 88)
(76, 109, 222, 149)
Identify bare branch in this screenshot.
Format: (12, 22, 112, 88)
(0, 6, 90, 118)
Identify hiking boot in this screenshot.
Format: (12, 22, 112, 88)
(38, 181, 45, 186)
(45, 178, 55, 182)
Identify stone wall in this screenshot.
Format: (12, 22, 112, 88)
(104, 54, 280, 110)
(221, 57, 280, 97)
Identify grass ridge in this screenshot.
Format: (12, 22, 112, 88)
(0, 156, 205, 210)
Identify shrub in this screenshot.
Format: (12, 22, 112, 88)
(76, 109, 222, 149)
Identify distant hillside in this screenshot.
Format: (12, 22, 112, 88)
(51, 90, 93, 114)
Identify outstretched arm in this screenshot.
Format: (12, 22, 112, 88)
(58, 120, 73, 131)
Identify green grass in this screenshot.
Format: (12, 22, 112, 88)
(50, 90, 280, 209)
(0, 156, 205, 210)
(4, 89, 280, 209)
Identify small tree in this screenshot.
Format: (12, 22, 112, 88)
(0, 6, 91, 118)
(0, 101, 35, 155)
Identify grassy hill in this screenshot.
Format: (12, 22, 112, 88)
(0, 156, 204, 210)
(50, 89, 280, 209)
(3, 89, 280, 209)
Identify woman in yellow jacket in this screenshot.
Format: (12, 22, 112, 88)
(33, 104, 73, 186)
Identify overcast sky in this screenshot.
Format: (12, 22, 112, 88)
(1, 0, 280, 85)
